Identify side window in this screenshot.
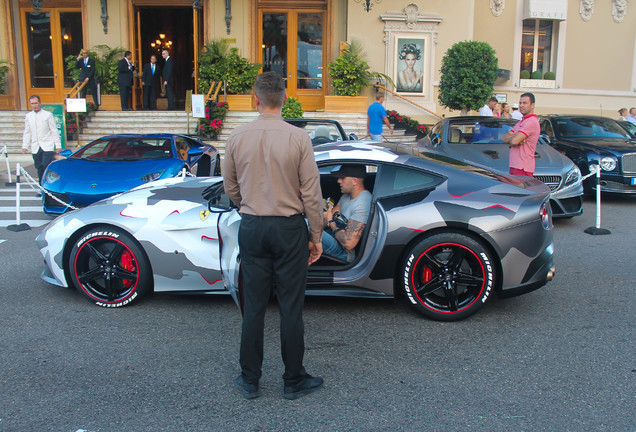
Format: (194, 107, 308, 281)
(175, 138, 190, 160)
(541, 120, 554, 139)
(374, 164, 443, 198)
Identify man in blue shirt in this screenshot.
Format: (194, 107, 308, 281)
(367, 92, 393, 141)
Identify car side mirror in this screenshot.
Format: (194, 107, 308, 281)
(538, 133, 551, 145)
(348, 133, 358, 141)
(59, 149, 73, 158)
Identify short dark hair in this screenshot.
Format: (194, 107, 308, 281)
(254, 71, 285, 109)
(29, 95, 41, 103)
(124, 51, 132, 57)
(489, 97, 498, 103)
(520, 92, 535, 104)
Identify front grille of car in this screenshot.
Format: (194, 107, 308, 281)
(622, 153, 636, 174)
(44, 192, 70, 208)
(534, 175, 562, 191)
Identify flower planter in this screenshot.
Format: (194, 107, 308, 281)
(223, 94, 254, 111)
(519, 79, 556, 89)
(324, 96, 368, 113)
(98, 94, 122, 111)
(0, 94, 17, 110)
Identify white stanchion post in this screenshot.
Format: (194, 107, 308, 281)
(7, 163, 31, 232)
(2, 146, 13, 185)
(584, 164, 610, 235)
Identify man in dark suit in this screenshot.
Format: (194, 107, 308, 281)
(141, 54, 161, 110)
(76, 49, 99, 109)
(117, 51, 135, 111)
(161, 49, 174, 110)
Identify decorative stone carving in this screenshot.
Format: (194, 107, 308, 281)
(612, 0, 627, 23)
(490, 0, 504, 17)
(381, 4, 443, 44)
(579, 0, 594, 21)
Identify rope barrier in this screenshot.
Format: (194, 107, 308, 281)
(18, 166, 79, 211)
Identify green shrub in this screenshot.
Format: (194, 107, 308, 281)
(64, 45, 125, 94)
(543, 71, 555, 80)
(327, 40, 393, 96)
(520, 70, 531, 79)
(438, 41, 498, 113)
(531, 70, 543, 79)
(282, 97, 303, 118)
(0, 60, 10, 95)
(198, 41, 261, 95)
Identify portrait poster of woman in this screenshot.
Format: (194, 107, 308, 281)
(395, 38, 425, 94)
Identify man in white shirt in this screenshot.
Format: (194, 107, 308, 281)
(511, 103, 523, 120)
(479, 97, 498, 116)
(626, 107, 636, 126)
(22, 95, 62, 184)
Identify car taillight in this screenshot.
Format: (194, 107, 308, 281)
(540, 201, 552, 230)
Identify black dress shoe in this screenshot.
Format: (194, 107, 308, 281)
(235, 375, 260, 399)
(283, 374, 323, 400)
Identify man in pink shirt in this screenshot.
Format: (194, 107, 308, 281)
(503, 92, 540, 176)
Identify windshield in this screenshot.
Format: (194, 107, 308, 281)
(446, 119, 517, 144)
(286, 120, 345, 145)
(71, 137, 174, 160)
(552, 117, 630, 139)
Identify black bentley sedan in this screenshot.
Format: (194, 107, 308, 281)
(539, 115, 636, 194)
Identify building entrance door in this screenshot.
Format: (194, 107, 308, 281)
(20, 8, 84, 104)
(132, 6, 197, 110)
(259, 10, 325, 111)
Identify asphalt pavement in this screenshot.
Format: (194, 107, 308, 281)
(0, 194, 634, 431)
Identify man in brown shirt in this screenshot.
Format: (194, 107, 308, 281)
(223, 71, 324, 400)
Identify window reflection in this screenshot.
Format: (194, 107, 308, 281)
(26, 12, 54, 88)
(297, 13, 323, 89)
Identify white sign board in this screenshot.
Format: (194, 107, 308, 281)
(65, 98, 87, 113)
(523, 0, 568, 20)
(191, 94, 206, 118)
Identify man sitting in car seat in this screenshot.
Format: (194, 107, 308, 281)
(322, 164, 372, 262)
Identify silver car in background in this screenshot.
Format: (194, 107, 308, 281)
(421, 116, 584, 218)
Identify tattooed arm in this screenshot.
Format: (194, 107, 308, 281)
(332, 219, 366, 251)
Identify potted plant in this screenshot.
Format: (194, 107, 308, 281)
(326, 40, 394, 112)
(198, 40, 261, 110)
(65, 45, 125, 110)
(282, 97, 303, 118)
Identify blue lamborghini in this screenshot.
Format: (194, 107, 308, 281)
(41, 134, 219, 215)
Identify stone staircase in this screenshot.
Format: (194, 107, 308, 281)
(0, 110, 420, 158)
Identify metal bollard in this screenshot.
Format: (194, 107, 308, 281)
(2, 146, 13, 185)
(7, 163, 31, 232)
(584, 164, 610, 235)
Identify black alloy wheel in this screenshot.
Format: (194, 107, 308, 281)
(400, 232, 496, 321)
(69, 227, 152, 307)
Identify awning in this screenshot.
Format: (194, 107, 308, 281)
(523, 0, 568, 20)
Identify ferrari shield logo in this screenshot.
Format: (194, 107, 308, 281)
(199, 210, 210, 221)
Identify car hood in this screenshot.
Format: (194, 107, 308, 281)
(441, 143, 573, 175)
(99, 176, 222, 208)
(45, 158, 182, 192)
(558, 137, 636, 152)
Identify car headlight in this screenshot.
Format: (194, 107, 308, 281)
(564, 165, 581, 186)
(599, 156, 617, 171)
(141, 169, 166, 183)
(43, 170, 60, 184)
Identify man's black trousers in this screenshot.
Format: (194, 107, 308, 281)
(238, 213, 309, 386)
